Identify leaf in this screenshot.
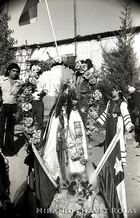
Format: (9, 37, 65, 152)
(88, 184, 93, 189)
(81, 181, 88, 188)
(83, 190, 86, 197)
(56, 176, 60, 184)
(66, 180, 70, 185)
(71, 181, 76, 186)
(68, 188, 76, 196)
(89, 191, 93, 196)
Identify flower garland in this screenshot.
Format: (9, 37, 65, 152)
(17, 70, 43, 150)
(74, 59, 102, 138)
(17, 55, 102, 150)
(38, 55, 76, 72)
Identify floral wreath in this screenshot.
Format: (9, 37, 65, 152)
(17, 54, 102, 150)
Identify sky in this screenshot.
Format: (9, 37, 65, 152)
(2, 0, 140, 47)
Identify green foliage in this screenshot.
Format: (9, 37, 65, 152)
(99, 0, 139, 99)
(0, 6, 17, 74)
(37, 56, 76, 73)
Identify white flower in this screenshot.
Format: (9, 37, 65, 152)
(86, 129, 92, 136)
(29, 129, 42, 144)
(22, 103, 32, 111)
(93, 90, 102, 100)
(81, 107, 86, 113)
(80, 63, 88, 73)
(31, 65, 41, 73)
(24, 117, 33, 127)
(29, 71, 38, 78)
(24, 125, 35, 134)
(89, 76, 96, 85)
(32, 130, 42, 139)
(29, 77, 37, 85)
(86, 124, 95, 131)
(75, 60, 81, 70)
(128, 85, 135, 94)
(54, 55, 62, 63)
(112, 113, 118, 118)
(83, 70, 92, 79)
(89, 67, 94, 73)
(29, 137, 40, 145)
(23, 86, 33, 95)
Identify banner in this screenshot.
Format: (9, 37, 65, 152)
(19, 0, 40, 26)
(98, 135, 127, 218)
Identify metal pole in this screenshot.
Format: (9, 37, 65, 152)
(44, 0, 60, 57)
(74, 0, 77, 57)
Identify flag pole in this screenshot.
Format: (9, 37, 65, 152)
(32, 143, 57, 187)
(44, 0, 60, 57)
(73, 0, 77, 83)
(74, 0, 77, 57)
(95, 128, 121, 175)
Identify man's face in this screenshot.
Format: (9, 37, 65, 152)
(8, 68, 19, 80)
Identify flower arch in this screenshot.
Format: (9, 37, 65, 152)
(17, 55, 103, 150)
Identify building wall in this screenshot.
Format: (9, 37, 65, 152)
(15, 32, 140, 96)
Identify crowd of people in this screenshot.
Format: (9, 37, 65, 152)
(0, 62, 140, 217)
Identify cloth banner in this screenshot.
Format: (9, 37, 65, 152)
(98, 132, 127, 218)
(19, 0, 40, 26)
(34, 156, 57, 209)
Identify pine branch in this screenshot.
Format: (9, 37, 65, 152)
(99, 0, 139, 97)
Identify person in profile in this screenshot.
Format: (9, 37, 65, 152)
(96, 86, 135, 217)
(97, 86, 135, 166)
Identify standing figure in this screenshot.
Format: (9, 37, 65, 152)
(97, 87, 135, 218)
(127, 85, 140, 147)
(0, 63, 24, 156)
(31, 65, 48, 130)
(97, 87, 134, 166)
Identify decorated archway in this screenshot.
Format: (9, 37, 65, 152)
(16, 55, 103, 149)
